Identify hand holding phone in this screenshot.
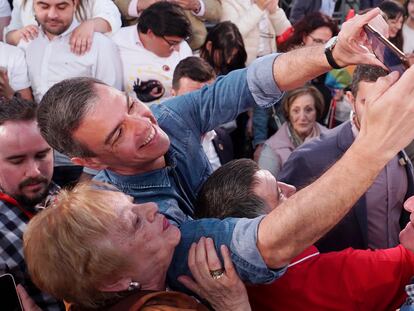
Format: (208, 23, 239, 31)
(363, 24, 410, 75)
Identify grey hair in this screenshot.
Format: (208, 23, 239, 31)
(37, 77, 106, 158)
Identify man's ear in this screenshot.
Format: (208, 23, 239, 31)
(99, 277, 131, 293)
(171, 88, 177, 97)
(71, 157, 108, 171)
(205, 41, 212, 53)
(345, 90, 356, 112)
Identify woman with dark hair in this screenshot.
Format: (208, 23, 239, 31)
(379, 0, 405, 50)
(200, 21, 250, 158)
(258, 85, 328, 177)
(200, 21, 247, 75)
(278, 11, 339, 52)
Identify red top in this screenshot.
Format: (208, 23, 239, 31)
(248, 245, 413, 310)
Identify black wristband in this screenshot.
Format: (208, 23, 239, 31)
(324, 36, 344, 69)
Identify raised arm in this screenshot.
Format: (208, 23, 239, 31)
(273, 9, 385, 91)
(258, 65, 414, 268)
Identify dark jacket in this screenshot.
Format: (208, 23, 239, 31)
(289, 0, 322, 24)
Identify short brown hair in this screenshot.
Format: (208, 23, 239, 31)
(24, 183, 133, 308)
(282, 85, 324, 121)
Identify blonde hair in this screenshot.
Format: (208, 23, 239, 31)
(24, 182, 132, 308)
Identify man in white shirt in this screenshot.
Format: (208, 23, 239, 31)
(19, 0, 123, 104)
(18, 0, 123, 187)
(0, 41, 31, 99)
(0, 0, 11, 41)
(112, 2, 192, 105)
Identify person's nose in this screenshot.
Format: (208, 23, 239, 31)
(25, 159, 41, 179)
(143, 202, 158, 222)
(47, 7, 59, 19)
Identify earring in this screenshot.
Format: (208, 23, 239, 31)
(128, 281, 141, 291)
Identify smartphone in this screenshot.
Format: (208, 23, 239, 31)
(0, 273, 24, 311)
(363, 24, 410, 75)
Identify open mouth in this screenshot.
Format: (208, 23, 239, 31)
(141, 125, 156, 148)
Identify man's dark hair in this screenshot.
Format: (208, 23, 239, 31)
(196, 159, 267, 219)
(37, 77, 107, 158)
(172, 57, 216, 91)
(137, 2, 191, 39)
(351, 65, 388, 97)
(0, 97, 37, 125)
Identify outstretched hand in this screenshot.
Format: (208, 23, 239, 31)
(178, 237, 251, 311)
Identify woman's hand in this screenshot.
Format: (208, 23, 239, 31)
(178, 237, 251, 311)
(69, 20, 95, 55)
(16, 284, 42, 311)
(18, 25, 39, 42)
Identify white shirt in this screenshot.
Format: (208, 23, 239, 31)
(320, 0, 336, 17)
(403, 22, 414, 54)
(0, 0, 11, 17)
(5, 0, 121, 35)
(0, 41, 30, 91)
(112, 25, 192, 104)
(18, 20, 123, 103)
(201, 130, 221, 171)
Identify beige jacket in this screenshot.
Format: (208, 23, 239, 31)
(113, 0, 222, 50)
(220, 2, 290, 65)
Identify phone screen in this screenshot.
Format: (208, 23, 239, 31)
(0, 274, 24, 311)
(364, 24, 409, 75)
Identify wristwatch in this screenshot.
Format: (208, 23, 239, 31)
(324, 36, 343, 69)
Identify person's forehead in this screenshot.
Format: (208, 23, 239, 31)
(0, 121, 49, 156)
(34, 0, 73, 5)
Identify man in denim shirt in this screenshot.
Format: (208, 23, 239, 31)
(36, 9, 414, 287)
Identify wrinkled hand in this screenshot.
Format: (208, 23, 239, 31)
(169, 0, 200, 12)
(137, 0, 161, 12)
(333, 8, 388, 68)
(0, 69, 14, 99)
(178, 237, 251, 311)
(69, 20, 94, 55)
(16, 285, 42, 311)
(18, 24, 39, 42)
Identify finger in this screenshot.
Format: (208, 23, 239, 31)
(404, 196, 414, 213)
(205, 237, 222, 271)
(365, 71, 400, 104)
(355, 8, 382, 27)
(220, 244, 237, 278)
(74, 39, 83, 55)
(188, 242, 203, 282)
(390, 65, 414, 96)
(85, 37, 92, 53)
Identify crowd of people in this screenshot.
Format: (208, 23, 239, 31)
(1, 0, 414, 310)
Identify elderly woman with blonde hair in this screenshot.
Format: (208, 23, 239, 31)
(23, 182, 251, 310)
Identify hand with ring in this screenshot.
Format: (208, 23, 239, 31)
(178, 237, 251, 311)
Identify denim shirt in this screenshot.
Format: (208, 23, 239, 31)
(168, 216, 286, 292)
(94, 54, 285, 283)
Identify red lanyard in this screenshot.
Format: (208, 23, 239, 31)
(0, 192, 35, 219)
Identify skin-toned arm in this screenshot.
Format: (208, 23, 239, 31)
(273, 9, 385, 91)
(259, 65, 414, 268)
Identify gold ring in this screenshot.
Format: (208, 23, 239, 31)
(209, 268, 225, 280)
